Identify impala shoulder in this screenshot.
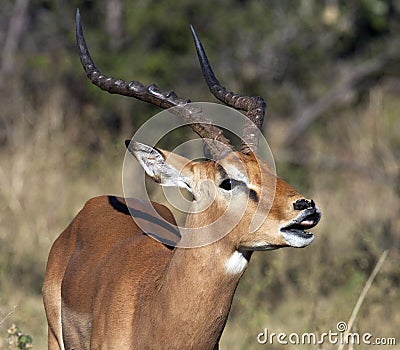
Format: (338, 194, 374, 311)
(82, 195, 115, 210)
(81, 196, 178, 228)
(150, 201, 177, 226)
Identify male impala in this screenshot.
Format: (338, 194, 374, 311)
(43, 10, 321, 350)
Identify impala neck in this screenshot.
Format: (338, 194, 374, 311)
(155, 214, 253, 348)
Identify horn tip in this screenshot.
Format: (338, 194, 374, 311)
(189, 24, 196, 36)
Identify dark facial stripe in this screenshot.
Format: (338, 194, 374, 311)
(249, 189, 259, 203)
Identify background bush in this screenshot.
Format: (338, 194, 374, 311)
(0, 0, 399, 348)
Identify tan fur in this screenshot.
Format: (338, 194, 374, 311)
(43, 150, 317, 350)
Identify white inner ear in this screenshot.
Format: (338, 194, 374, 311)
(158, 164, 192, 192)
(129, 141, 192, 193)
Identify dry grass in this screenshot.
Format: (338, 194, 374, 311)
(0, 87, 123, 349)
(220, 86, 400, 349)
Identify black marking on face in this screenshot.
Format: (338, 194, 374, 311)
(215, 163, 258, 202)
(219, 178, 244, 191)
(293, 199, 314, 211)
(249, 189, 259, 203)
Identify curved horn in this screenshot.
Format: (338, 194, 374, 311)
(76, 9, 232, 157)
(190, 25, 266, 153)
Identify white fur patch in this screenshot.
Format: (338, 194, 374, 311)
(225, 251, 248, 275)
(59, 314, 65, 350)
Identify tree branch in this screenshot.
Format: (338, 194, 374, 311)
(1, 0, 30, 76)
(284, 37, 400, 147)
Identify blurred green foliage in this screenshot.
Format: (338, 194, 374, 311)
(6, 324, 33, 349)
(0, 0, 399, 348)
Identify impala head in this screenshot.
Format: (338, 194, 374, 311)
(76, 10, 321, 251)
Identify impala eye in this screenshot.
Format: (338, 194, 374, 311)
(219, 178, 243, 191)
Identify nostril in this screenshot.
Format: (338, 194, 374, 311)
(293, 199, 314, 211)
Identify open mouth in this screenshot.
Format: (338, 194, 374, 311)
(280, 209, 321, 248)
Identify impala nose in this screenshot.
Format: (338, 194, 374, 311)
(293, 199, 315, 211)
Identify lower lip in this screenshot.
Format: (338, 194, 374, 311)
(281, 229, 314, 248)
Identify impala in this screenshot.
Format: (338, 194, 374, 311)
(43, 10, 321, 350)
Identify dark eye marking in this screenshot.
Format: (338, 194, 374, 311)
(219, 178, 259, 202)
(219, 178, 244, 191)
(249, 189, 259, 202)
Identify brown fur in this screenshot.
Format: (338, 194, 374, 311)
(43, 150, 316, 350)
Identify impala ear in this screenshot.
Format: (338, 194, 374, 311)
(126, 140, 193, 193)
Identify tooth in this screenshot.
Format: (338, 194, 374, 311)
(301, 220, 314, 226)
